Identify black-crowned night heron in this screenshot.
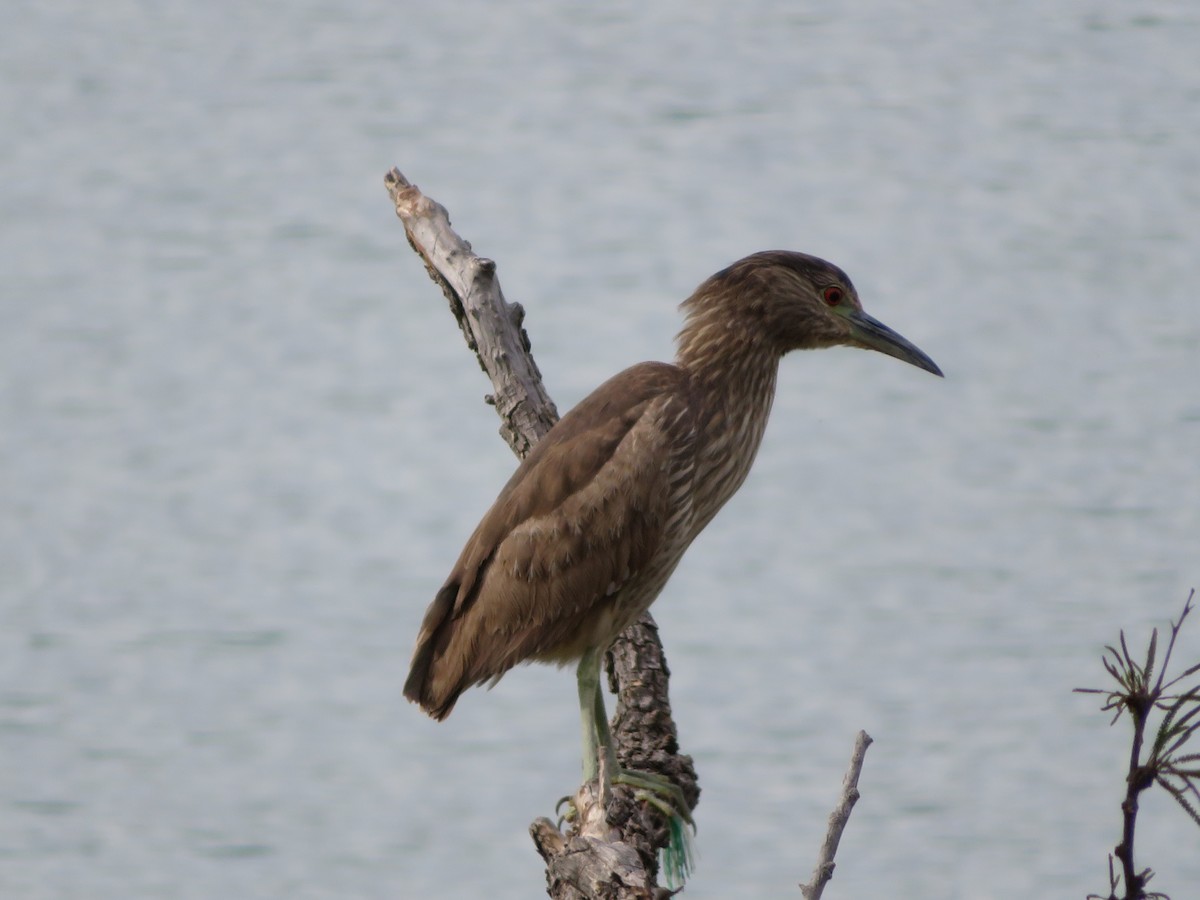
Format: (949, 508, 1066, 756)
(404, 250, 941, 830)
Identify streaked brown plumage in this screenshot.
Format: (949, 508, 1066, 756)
(404, 251, 941, 782)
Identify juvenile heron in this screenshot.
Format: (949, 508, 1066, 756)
(404, 250, 941, 817)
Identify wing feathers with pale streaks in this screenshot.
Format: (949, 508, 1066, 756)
(403, 362, 692, 719)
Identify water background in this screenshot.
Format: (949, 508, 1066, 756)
(3, 2, 1198, 898)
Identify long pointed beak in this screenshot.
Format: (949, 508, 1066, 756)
(846, 309, 943, 377)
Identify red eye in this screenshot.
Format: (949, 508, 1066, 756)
(822, 286, 843, 306)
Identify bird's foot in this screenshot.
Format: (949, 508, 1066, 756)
(554, 793, 579, 831)
(555, 781, 617, 842)
(558, 769, 695, 887)
(615, 768, 695, 888)
(613, 768, 695, 830)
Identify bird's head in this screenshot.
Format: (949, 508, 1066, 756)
(677, 250, 943, 377)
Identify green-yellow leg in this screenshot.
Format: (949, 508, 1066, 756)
(577, 648, 604, 783)
(574, 649, 696, 886)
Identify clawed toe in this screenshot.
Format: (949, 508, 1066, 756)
(614, 768, 695, 830)
(555, 794, 578, 830)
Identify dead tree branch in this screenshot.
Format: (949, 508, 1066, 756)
(383, 169, 558, 456)
(799, 730, 872, 899)
(385, 168, 696, 898)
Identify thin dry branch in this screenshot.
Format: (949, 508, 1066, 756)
(384, 168, 558, 456)
(385, 168, 695, 897)
(800, 730, 873, 900)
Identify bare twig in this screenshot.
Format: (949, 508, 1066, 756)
(799, 730, 873, 899)
(385, 168, 695, 897)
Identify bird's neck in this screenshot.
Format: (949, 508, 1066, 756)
(676, 335, 783, 531)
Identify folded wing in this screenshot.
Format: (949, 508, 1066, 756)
(403, 362, 694, 720)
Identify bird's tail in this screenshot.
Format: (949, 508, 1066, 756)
(403, 582, 460, 720)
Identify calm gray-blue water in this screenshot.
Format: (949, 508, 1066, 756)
(3, 2, 1198, 898)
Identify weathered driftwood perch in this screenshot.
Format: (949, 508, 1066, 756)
(385, 168, 697, 898)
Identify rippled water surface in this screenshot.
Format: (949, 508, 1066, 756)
(3, 2, 1198, 898)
